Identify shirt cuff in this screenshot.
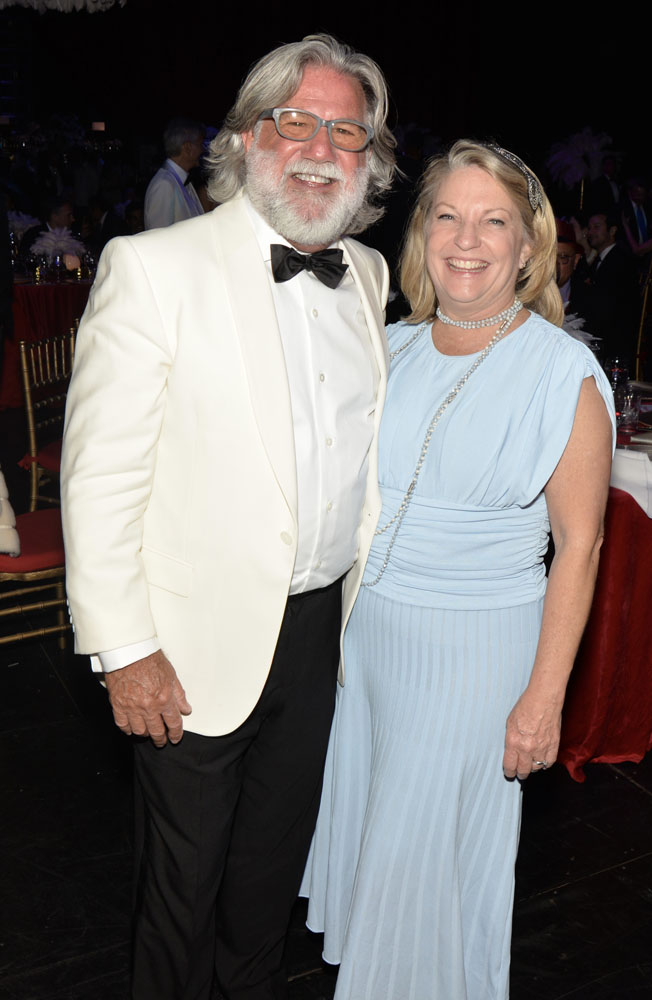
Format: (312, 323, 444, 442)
(93, 637, 160, 674)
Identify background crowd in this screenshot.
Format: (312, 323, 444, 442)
(1, 114, 651, 371)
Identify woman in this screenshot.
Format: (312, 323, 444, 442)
(301, 141, 615, 1000)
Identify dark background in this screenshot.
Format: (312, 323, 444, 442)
(0, 2, 644, 175)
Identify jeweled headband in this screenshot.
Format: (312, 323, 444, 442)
(485, 143, 543, 213)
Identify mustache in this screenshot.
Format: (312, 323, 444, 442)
(282, 158, 345, 182)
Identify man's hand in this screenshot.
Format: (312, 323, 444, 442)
(104, 650, 192, 747)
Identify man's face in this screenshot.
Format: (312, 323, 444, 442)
(183, 135, 205, 170)
(587, 214, 615, 254)
(556, 242, 581, 285)
(628, 183, 646, 206)
(50, 203, 74, 229)
(242, 65, 371, 251)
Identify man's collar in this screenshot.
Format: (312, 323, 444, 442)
(165, 158, 188, 183)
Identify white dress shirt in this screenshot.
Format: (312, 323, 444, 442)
(144, 159, 203, 230)
(97, 197, 379, 671)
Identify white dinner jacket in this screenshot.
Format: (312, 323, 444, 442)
(61, 194, 389, 736)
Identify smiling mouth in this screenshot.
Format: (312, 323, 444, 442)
(446, 258, 488, 272)
(291, 172, 336, 186)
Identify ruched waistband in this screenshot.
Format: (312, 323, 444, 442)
(363, 487, 550, 609)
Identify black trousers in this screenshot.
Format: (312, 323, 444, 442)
(131, 578, 342, 1000)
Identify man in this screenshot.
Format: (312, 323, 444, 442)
(144, 116, 205, 229)
(582, 210, 640, 360)
(556, 219, 584, 313)
(586, 154, 621, 215)
(84, 191, 126, 256)
(62, 34, 395, 1000)
(19, 194, 75, 256)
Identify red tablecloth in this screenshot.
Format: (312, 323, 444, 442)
(0, 281, 90, 409)
(559, 486, 652, 781)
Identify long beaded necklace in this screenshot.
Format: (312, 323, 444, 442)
(361, 303, 520, 589)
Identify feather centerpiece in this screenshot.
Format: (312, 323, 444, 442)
(562, 312, 601, 350)
(8, 211, 40, 239)
(30, 227, 86, 261)
(546, 127, 612, 189)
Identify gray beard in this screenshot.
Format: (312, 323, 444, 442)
(245, 146, 370, 247)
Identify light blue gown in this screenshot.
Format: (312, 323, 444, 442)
(301, 313, 615, 1000)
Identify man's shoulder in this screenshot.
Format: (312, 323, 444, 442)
(145, 165, 172, 190)
(101, 200, 249, 269)
(341, 236, 386, 276)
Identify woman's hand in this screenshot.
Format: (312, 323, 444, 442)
(503, 688, 563, 780)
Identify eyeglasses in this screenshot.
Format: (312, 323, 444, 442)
(257, 108, 374, 152)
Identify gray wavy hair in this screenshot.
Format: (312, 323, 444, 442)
(205, 34, 396, 235)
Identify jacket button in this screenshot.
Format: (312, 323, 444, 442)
(280, 531, 293, 546)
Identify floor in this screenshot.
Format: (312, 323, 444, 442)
(1, 634, 651, 1000)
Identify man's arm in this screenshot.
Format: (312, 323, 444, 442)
(62, 235, 194, 743)
(62, 237, 173, 664)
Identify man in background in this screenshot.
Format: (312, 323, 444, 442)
(144, 116, 205, 229)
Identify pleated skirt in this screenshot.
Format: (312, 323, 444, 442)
(301, 587, 544, 1000)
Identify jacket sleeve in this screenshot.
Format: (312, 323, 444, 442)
(61, 236, 173, 653)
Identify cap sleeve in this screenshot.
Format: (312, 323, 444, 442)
(512, 333, 616, 505)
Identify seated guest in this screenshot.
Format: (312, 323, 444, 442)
(580, 210, 640, 361)
(19, 195, 75, 256)
(587, 154, 621, 215)
(556, 219, 584, 312)
(124, 199, 144, 235)
(144, 117, 205, 230)
(556, 219, 601, 348)
(84, 192, 126, 256)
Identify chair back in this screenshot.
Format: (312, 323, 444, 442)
(19, 329, 76, 510)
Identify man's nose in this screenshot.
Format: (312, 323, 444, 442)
(301, 125, 335, 159)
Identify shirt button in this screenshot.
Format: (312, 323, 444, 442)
(326, 437, 333, 447)
(280, 531, 293, 546)
(312, 308, 318, 318)
(319, 372, 325, 382)
(327, 501, 333, 511)
(315, 560, 322, 569)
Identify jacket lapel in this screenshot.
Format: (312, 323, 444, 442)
(212, 198, 298, 521)
(341, 239, 390, 378)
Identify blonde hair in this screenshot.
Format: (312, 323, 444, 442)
(400, 140, 563, 326)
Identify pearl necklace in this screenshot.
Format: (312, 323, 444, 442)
(361, 309, 518, 589)
(436, 297, 522, 330)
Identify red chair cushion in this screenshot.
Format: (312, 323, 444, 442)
(0, 508, 65, 573)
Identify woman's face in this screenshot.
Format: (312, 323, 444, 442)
(426, 165, 532, 322)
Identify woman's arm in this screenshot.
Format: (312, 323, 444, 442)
(502, 377, 613, 780)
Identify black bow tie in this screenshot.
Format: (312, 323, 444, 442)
(270, 244, 348, 289)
